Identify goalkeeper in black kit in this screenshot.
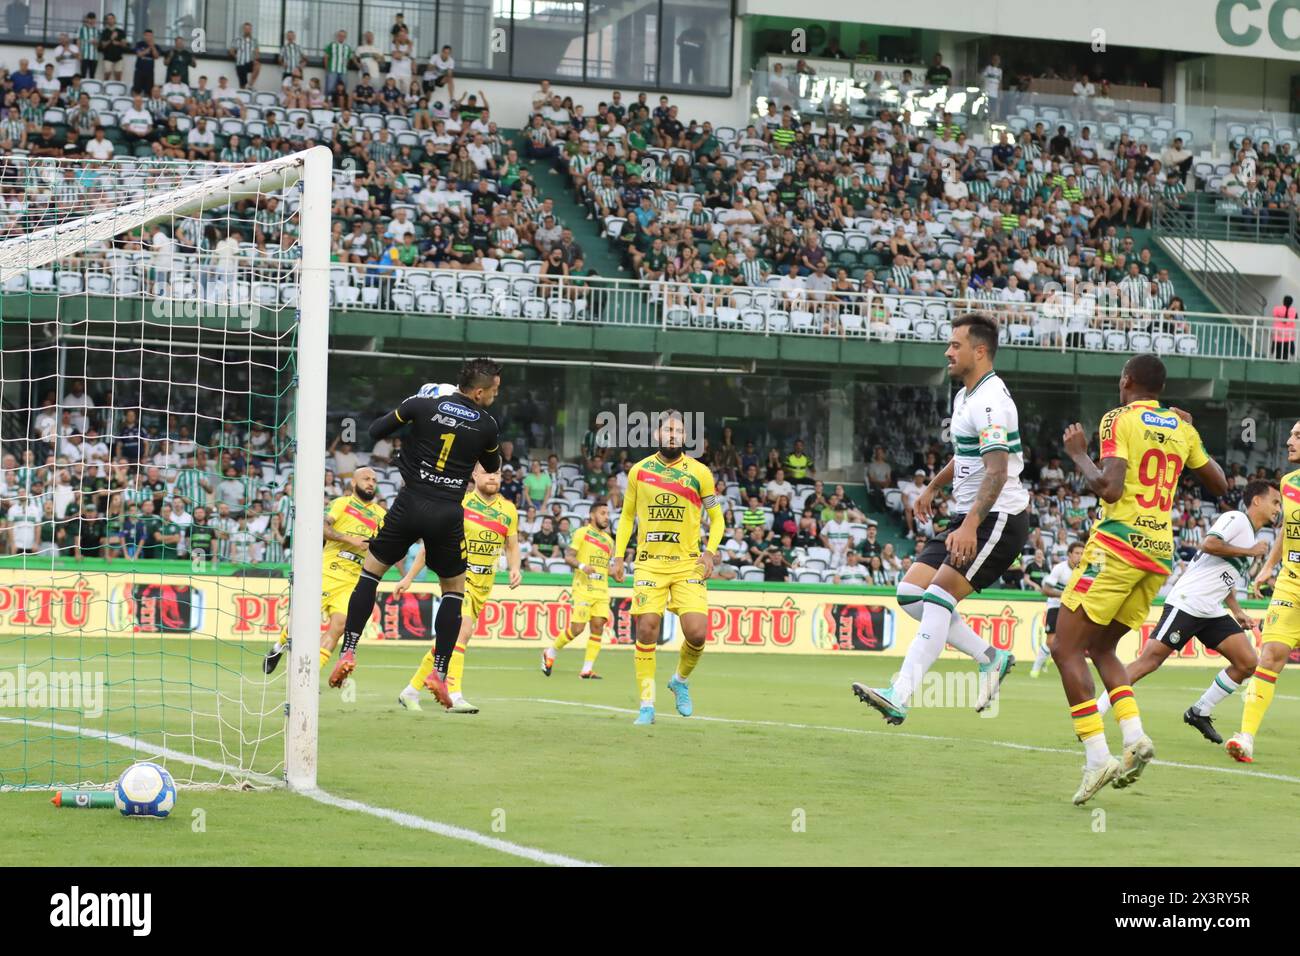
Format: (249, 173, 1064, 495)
(330, 358, 503, 708)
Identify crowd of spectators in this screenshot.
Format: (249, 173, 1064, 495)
(0, 14, 566, 280)
(0, 371, 1291, 603)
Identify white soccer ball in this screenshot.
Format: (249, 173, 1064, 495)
(417, 382, 457, 399)
(114, 761, 177, 818)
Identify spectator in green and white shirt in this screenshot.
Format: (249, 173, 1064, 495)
(279, 31, 305, 78)
(324, 31, 355, 101)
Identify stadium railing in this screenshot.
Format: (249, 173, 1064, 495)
(11, 253, 1295, 363)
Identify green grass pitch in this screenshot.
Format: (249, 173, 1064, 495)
(3, 640, 1300, 866)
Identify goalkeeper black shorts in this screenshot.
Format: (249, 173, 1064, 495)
(368, 488, 467, 578)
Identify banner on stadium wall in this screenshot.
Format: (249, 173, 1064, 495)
(0, 569, 1275, 668)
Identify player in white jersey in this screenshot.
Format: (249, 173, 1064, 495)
(1030, 541, 1084, 677)
(1094, 480, 1279, 742)
(853, 313, 1030, 725)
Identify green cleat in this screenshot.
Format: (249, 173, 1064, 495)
(449, 697, 480, 714)
(633, 705, 655, 726)
(851, 682, 908, 725)
(976, 650, 1015, 712)
(397, 688, 423, 712)
(666, 674, 693, 716)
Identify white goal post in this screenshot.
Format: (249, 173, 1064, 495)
(0, 145, 331, 792)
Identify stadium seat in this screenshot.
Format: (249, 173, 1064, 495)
(521, 297, 547, 319)
(390, 290, 415, 312)
(415, 292, 441, 314)
(790, 310, 816, 333)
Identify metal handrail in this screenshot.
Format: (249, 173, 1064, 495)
(1153, 202, 1269, 317)
(5, 254, 1295, 364)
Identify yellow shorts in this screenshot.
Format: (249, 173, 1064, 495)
(571, 584, 610, 624)
(1263, 595, 1300, 650)
(321, 574, 359, 619)
(1060, 538, 1165, 631)
(631, 562, 708, 617)
(463, 576, 494, 621)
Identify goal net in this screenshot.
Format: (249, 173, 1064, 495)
(0, 147, 331, 792)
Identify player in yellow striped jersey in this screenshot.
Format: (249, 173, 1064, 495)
(395, 466, 520, 713)
(262, 467, 386, 677)
(610, 411, 725, 725)
(1058, 355, 1227, 803)
(1227, 420, 1300, 763)
(542, 499, 614, 678)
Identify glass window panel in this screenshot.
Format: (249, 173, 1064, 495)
(657, 0, 729, 92)
(436, 0, 509, 77)
(584, 0, 655, 86)
(284, 0, 357, 58)
(198, 0, 278, 54)
(361, 0, 434, 66)
(510, 0, 584, 81)
(121, 0, 204, 43)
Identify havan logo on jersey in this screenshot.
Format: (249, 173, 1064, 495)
(647, 492, 685, 522)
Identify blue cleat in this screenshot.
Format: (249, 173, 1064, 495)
(851, 682, 907, 725)
(975, 650, 1015, 712)
(667, 674, 693, 716)
(633, 705, 655, 726)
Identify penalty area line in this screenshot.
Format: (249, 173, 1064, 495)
(484, 696, 1300, 786)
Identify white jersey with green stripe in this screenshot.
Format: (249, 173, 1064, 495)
(1167, 509, 1256, 617)
(950, 370, 1029, 515)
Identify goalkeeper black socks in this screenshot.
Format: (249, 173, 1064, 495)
(432, 592, 463, 675)
(341, 570, 382, 654)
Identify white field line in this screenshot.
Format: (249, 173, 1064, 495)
(1, 715, 601, 866)
(483, 696, 1300, 786)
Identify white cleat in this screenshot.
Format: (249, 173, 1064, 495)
(449, 696, 480, 714)
(1073, 757, 1122, 806)
(1225, 732, 1254, 763)
(1113, 735, 1156, 789)
(397, 687, 423, 712)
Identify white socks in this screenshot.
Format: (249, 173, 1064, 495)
(1032, 639, 1052, 671)
(1120, 715, 1145, 747)
(1192, 669, 1240, 716)
(1084, 733, 1111, 769)
(894, 584, 957, 706)
(946, 615, 996, 665)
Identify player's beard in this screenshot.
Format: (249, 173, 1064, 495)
(658, 445, 683, 462)
(354, 486, 376, 502)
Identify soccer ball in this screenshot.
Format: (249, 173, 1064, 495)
(114, 761, 177, 818)
(417, 382, 457, 399)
